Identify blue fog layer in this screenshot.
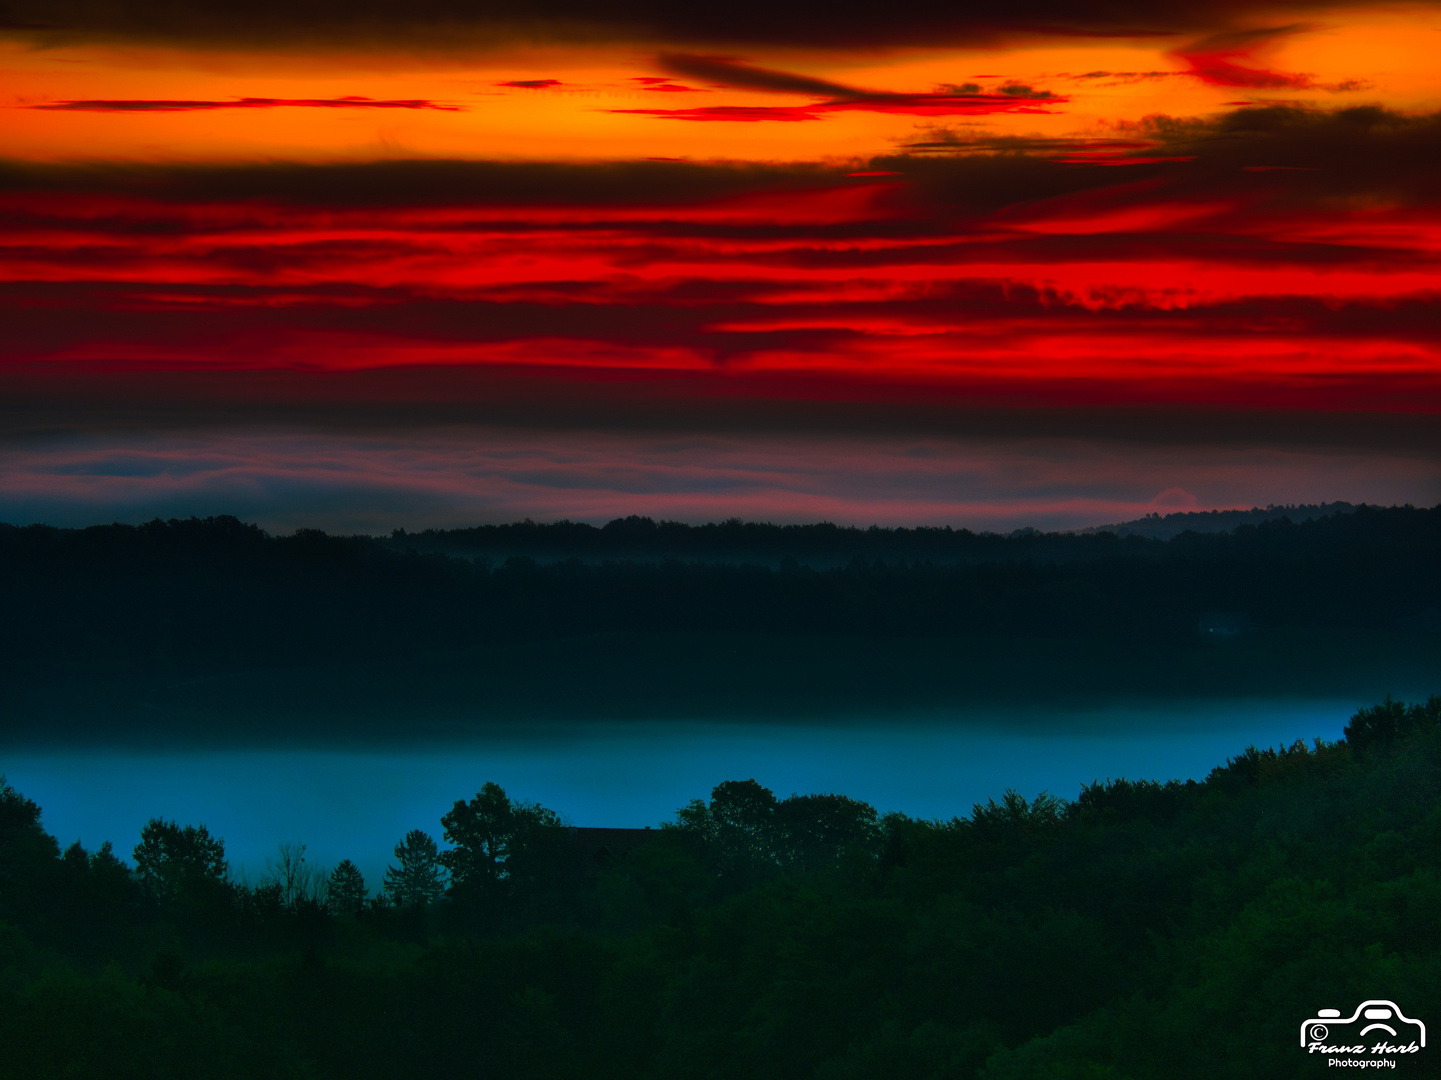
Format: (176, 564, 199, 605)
(1, 699, 1356, 891)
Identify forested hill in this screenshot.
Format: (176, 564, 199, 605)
(2, 696, 1439, 1078)
(2, 505, 1438, 738)
(1075, 501, 1357, 541)
(386, 503, 1358, 562)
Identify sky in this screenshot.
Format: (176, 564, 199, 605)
(4, 701, 1358, 886)
(2, 0, 1440, 531)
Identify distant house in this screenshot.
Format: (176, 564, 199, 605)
(565, 826, 657, 879)
(1197, 612, 1251, 638)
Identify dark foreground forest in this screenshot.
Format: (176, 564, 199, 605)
(2, 696, 1439, 1079)
(2, 504, 1439, 740)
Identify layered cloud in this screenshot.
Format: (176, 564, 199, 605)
(608, 95, 1065, 122)
(1, 4, 1437, 527)
(0, 0, 1398, 50)
(3, 427, 1434, 534)
(2, 105, 1439, 439)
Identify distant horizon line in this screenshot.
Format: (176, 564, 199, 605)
(3, 499, 1403, 540)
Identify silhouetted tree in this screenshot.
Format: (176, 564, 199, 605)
(675, 779, 783, 883)
(675, 782, 884, 878)
(132, 819, 228, 904)
(0, 775, 61, 927)
(1345, 694, 1441, 756)
(440, 782, 567, 912)
(264, 842, 320, 908)
(440, 783, 515, 897)
(970, 789, 1065, 832)
(384, 830, 445, 910)
(774, 792, 882, 872)
(42, 836, 135, 955)
(0, 775, 44, 832)
(328, 859, 367, 915)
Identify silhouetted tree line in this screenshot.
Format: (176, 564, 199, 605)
(2, 695, 1439, 1078)
(394, 503, 1360, 557)
(1, 507, 1437, 710)
(1074, 502, 1357, 541)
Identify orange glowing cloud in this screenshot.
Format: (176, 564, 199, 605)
(0, 1, 1438, 527)
(28, 95, 460, 111)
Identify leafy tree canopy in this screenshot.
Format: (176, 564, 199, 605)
(440, 783, 564, 901)
(132, 819, 228, 903)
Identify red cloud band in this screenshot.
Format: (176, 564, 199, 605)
(3, 107, 1440, 420)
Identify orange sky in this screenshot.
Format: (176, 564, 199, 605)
(3, 13, 1438, 163)
(1, 1, 1439, 528)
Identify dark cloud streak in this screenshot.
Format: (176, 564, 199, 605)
(0, 157, 839, 207)
(657, 54, 859, 97)
(0, 104, 1428, 214)
(1171, 25, 1318, 88)
(3, 360, 1438, 458)
(892, 105, 1441, 210)
(0, 0, 1380, 51)
(609, 92, 1066, 122)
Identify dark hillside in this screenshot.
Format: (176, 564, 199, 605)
(1075, 501, 1357, 540)
(1, 696, 1438, 1078)
(2, 506, 1438, 740)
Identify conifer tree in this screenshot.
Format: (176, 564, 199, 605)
(383, 830, 445, 909)
(327, 859, 367, 915)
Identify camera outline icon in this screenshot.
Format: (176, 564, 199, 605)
(1300, 1000, 1426, 1048)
